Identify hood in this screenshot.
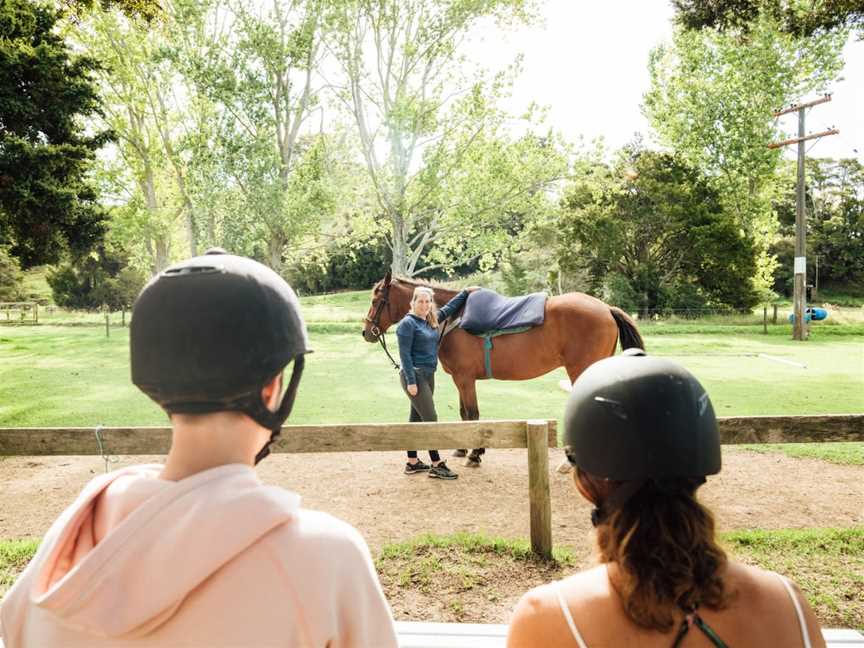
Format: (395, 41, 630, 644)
(26, 463, 299, 639)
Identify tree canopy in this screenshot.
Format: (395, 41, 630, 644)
(557, 147, 759, 314)
(0, 0, 111, 268)
(672, 0, 864, 37)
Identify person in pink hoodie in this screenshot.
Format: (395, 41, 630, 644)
(0, 249, 399, 648)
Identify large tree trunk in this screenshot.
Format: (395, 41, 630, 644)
(390, 213, 409, 276)
(141, 163, 170, 273)
(268, 237, 283, 275)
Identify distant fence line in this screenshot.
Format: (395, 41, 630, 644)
(1, 415, 862, 558)
(0, 301, 39, 324)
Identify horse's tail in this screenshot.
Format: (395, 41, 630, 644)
(610, 306, 645, 352)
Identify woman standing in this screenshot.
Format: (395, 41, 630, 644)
(396, 285, 475, 479)
(507, 350, 824, 648)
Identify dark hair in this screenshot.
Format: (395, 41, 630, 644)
(576, 468, 730, 631)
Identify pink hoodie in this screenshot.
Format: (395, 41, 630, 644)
(0, 464, 398, 647)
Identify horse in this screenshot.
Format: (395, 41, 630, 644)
(361, 272, 645, 466)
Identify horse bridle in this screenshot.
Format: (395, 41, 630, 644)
(365, 282, 401, 371)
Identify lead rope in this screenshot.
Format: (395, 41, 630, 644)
(378, 332, 401, 371)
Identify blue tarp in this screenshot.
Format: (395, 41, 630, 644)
(460, 289, 547, 333)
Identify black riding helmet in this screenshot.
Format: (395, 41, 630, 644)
(563, 349, 720, 523)
(130, 249, 311, 463)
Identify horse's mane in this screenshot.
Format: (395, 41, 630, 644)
(392, 275, 459, 291)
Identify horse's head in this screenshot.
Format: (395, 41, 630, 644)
(362, 271, 403, 342)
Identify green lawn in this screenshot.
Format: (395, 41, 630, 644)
(1, 327, 862, 428)
(2, 290, 862, 464)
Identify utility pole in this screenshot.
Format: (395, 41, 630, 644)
(769, 94, 838, 341)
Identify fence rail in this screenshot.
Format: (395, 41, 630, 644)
(0, 419, 559, 558)
(1, 414, 861, 558)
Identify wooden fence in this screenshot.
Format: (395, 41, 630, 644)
(1, 414, 862, 558)
(0, 302, 38, 324)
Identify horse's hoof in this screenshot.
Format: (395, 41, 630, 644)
(556, 459, 573, 474)
(452, 449, 468, 458)
(465, 457, 481, 468)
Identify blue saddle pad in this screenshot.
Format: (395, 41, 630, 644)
(460, 289, 547, 333)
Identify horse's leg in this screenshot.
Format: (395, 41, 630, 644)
(455, 380, 485, 468)
(452, 386, 475, 458)
(452, 395, 469, 457)
(452, 395, 468, 457)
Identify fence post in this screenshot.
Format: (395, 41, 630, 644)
(527, 419, 552, 560)
(34, 302, 38, 325)
(772, 304, 778, 324)
(763, 307, 767, 334)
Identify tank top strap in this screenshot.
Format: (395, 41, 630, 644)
(775, 573, 813, 648)
(554, 580, 589, 648)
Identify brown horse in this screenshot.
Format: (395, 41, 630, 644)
(361, 272, 644, 466)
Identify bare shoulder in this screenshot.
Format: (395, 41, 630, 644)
(507, 567, 611, 648)
(721, 561, 826, 648)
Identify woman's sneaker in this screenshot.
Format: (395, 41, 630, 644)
(429, 461, 458, 480)
(404, 460, 431, 474)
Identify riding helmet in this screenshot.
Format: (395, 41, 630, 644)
(563, 349, 720, 481)
(130, 249, 311, 461)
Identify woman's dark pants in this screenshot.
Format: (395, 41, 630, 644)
(400, 367, 441, 463)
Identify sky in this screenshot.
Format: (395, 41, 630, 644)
(469, 0, 863, 162)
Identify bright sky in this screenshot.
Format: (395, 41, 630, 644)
(470, 0, 863, 162)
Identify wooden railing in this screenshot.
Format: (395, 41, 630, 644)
(1, 414, 862, 558)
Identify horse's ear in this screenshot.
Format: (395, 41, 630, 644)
(384, 270, 392, 285)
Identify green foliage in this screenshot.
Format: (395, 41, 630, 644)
(673, 0, 864, 38)
(284, 231, 392, 294)
(744, 442, 864, 466)
(0, 247, 24, 301)
(772, 158, 864, 295)
(0, 0, 110, 268)
(163, 0, 336, 272)
(643, 15, 847, 293)
(558, 147, 759, 314)
(327, 0, 564, 277)
(46, 247, 145, 310)
(0, 538, 39, 598)
(721, 527, 864, 629)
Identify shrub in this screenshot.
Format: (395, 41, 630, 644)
(47, 248, 145, 310)
(0, 248, 24, 301)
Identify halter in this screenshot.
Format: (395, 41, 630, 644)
(365, 282, 401, 371)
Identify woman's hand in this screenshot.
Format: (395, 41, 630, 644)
(407, 384, 418, 396)
(465, 286, 481, 292)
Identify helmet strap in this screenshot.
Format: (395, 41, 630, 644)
(247, 355, 305, 465)
(591, 479, 646, 527)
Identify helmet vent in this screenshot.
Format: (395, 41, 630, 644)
(594, 396, 629, 420)
(163, 265, 223, 277)
(698, 392, 709, 416)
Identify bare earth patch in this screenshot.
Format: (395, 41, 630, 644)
(1, 448, 862, 625)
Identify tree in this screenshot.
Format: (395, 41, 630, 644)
(0, 0, 110, 268)
(0, 247, 24, 301)
(167, 0, 336, 273)
(672, 0, 864, 37)
(46, 244, 146, 310)
(772, 157, 864, 293)
(73, 4, 208, 273)
(557, 147, 758, 315)
(643, 15, 846, 294)
(328, 0, 566, 277)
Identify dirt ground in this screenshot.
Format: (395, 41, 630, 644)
(2, 447, 862, 551)
(1, 448, 863, 624)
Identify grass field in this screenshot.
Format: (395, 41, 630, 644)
(1, 287, 862, 628)
(1, 289, 862, 463)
